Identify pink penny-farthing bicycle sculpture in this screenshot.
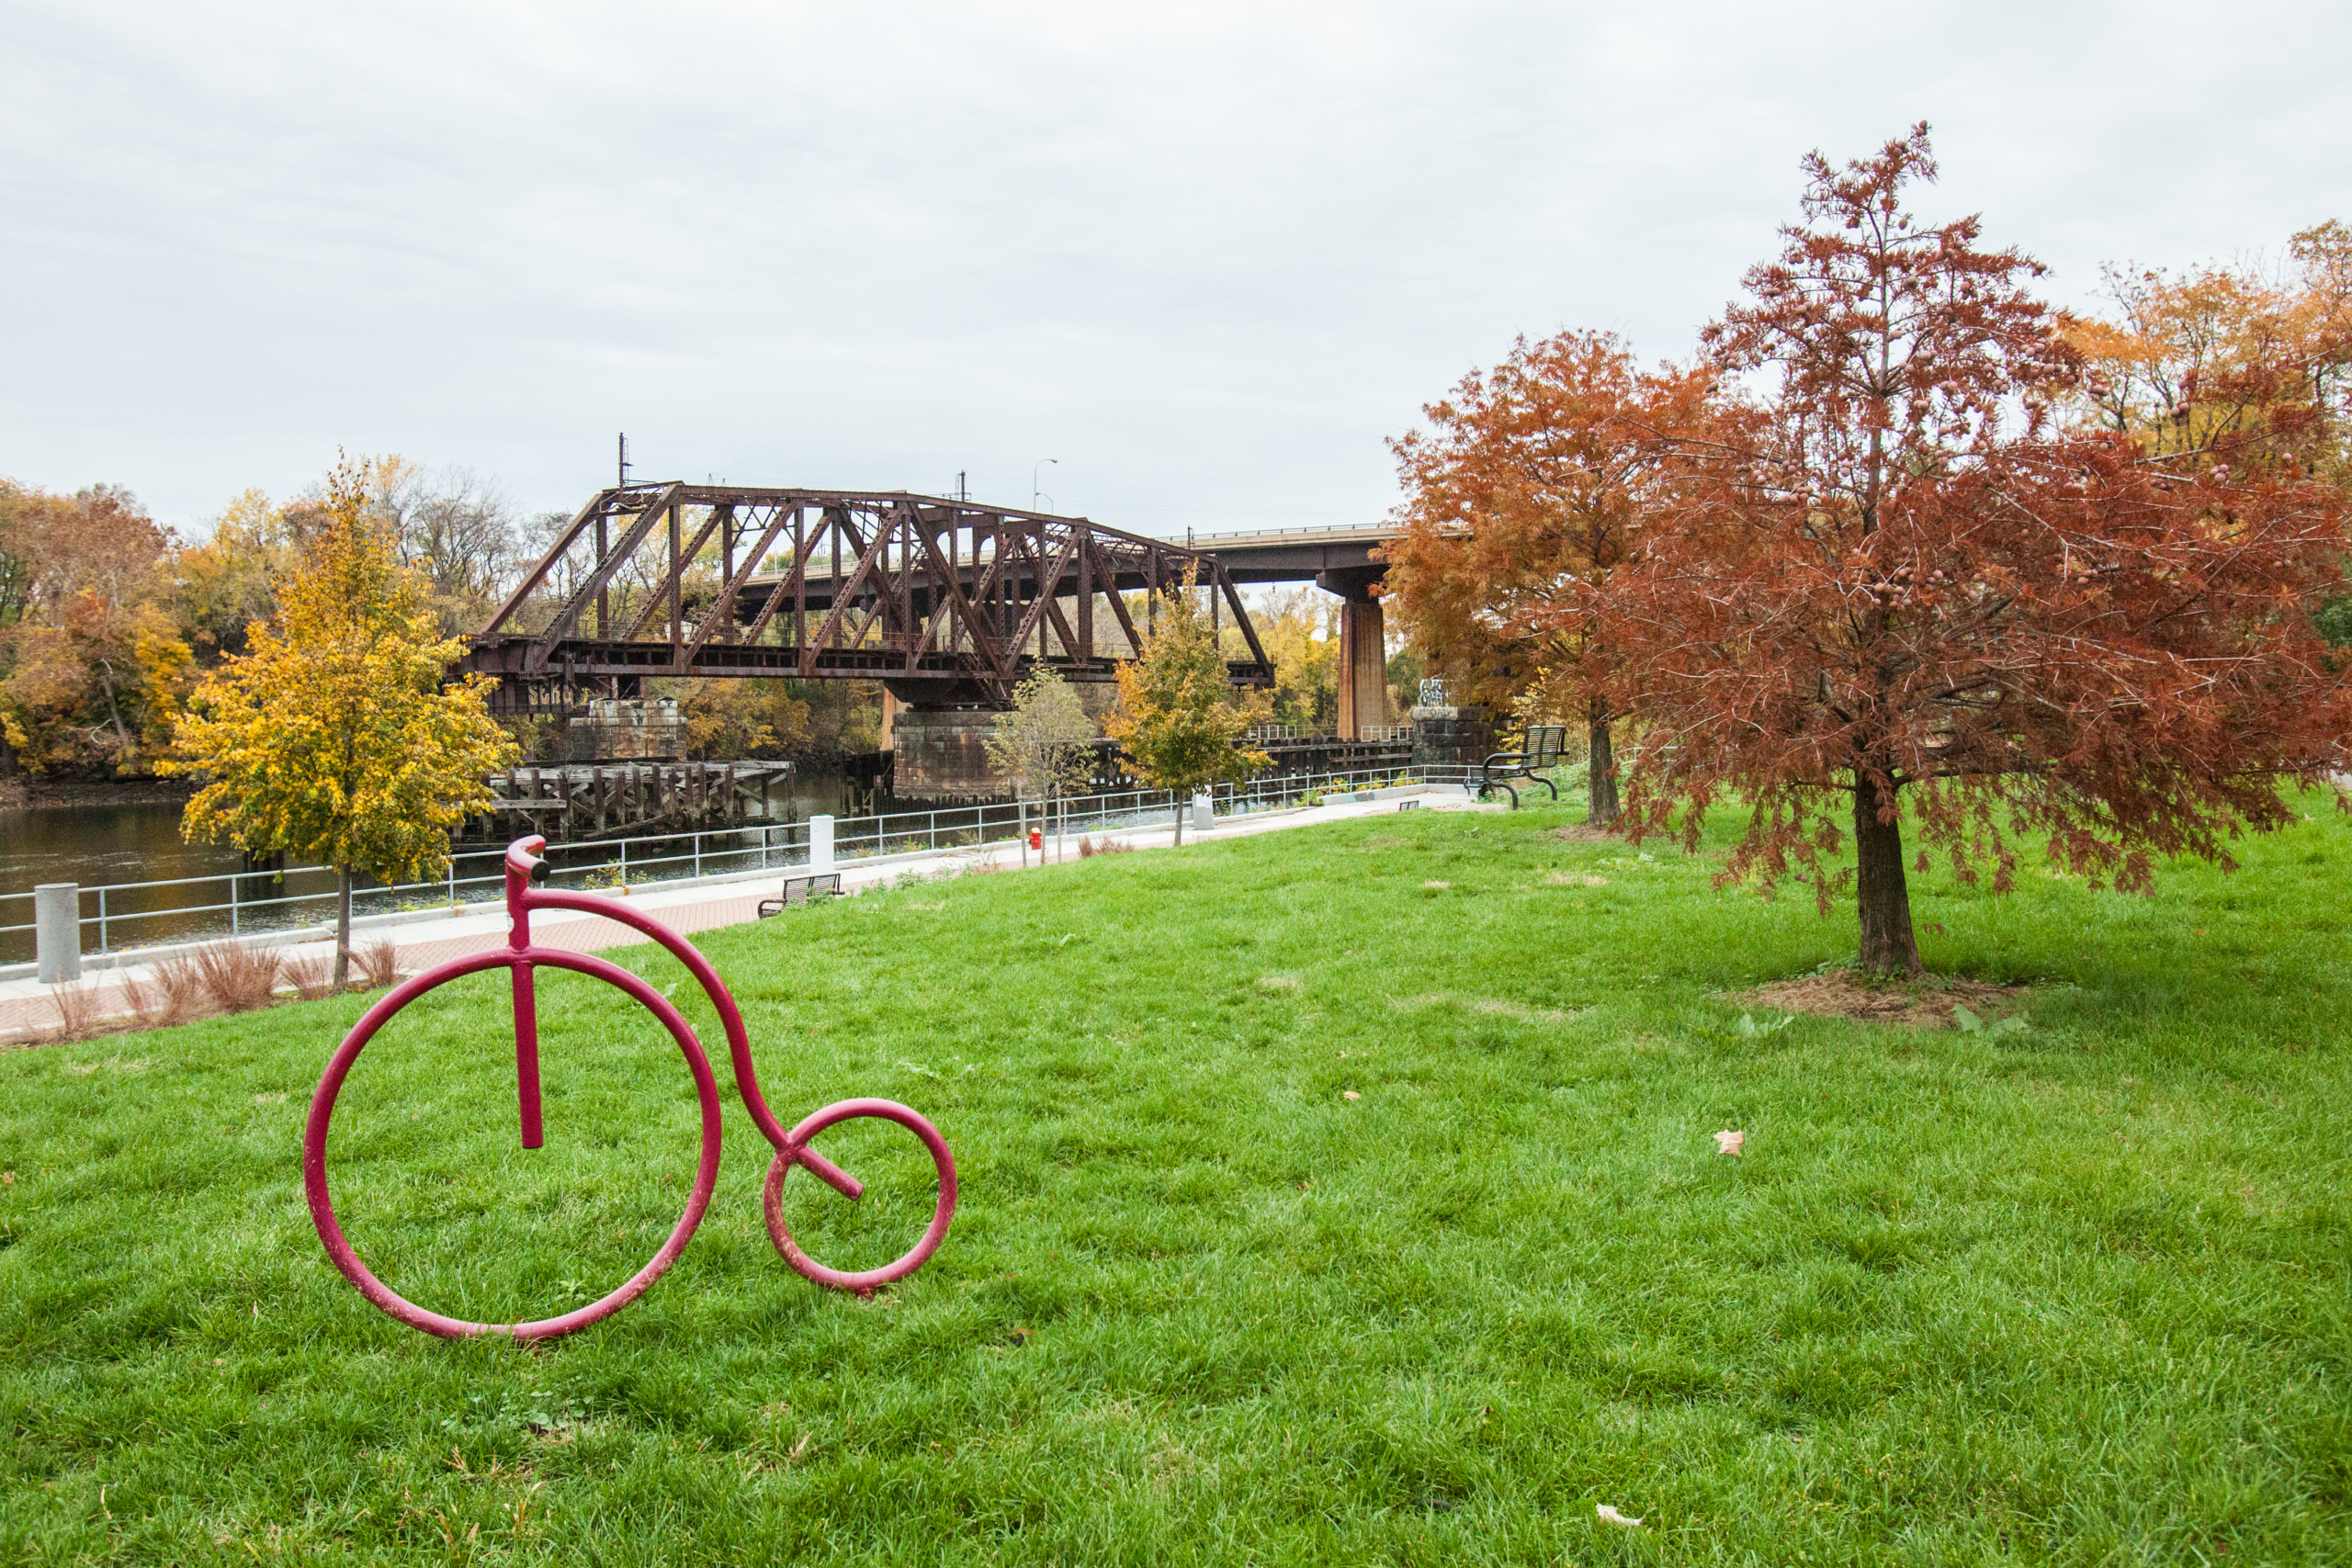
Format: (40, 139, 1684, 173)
(302, 836, 956, 1340)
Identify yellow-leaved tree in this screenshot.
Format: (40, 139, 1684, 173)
(1104, 574, 1268, 845)
(165, 460, 516, 986)
(1252, 587, 1341, 732)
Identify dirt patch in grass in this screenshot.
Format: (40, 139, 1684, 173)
(1390, 992, 1575, 1024)
(1550, 824, 1617, 843)
(1743, 970, 2027, 1029)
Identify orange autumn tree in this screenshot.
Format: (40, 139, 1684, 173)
(2070, 220, 2352, 487)
(1589, 126, 2351, 974)
(2068, 220, 2352, 643)
(1384, 332, 1708, 824)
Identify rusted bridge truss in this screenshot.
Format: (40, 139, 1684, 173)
(461, 484, 1275, 714)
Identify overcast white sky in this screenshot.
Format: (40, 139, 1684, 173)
(4, 1, 2346, 540)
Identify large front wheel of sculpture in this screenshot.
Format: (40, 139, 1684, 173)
(302, 947, 725, 1341)
(763, 1099, 957, 1294)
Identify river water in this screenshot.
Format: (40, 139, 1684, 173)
(0, 764, 876, 965)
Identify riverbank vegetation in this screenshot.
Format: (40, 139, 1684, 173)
(2, 794, 2346, 1562)
(0, 459, 899, 784)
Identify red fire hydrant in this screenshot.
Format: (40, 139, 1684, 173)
(1028, 829, 1043, 850)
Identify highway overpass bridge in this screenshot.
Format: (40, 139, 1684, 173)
(1130, 523, 1395, 738)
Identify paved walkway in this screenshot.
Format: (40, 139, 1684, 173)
(0, 786, 1500, 1044)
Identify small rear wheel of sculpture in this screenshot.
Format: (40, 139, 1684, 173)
(301, 948, 724, 1342)
(763, 1099, 958, 1295)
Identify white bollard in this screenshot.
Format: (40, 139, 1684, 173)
(808, 814, 835, 873)
(35, 884, 80, 984)
(1191, 792, 1214, 836)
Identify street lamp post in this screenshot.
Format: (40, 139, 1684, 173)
(1032, 458, 1058, 513)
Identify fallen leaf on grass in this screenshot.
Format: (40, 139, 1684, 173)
(1714, 1129, 1745, 1156)
(1596, 1504, 1644, 1528)
(1342, 1090, 1362, 1101)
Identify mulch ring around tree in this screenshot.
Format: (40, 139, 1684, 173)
(1741, 969, 2028, 1029)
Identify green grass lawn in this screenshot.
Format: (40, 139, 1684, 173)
(3, 796, 2347, 1565)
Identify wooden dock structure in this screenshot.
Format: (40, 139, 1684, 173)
(470, 761, 795, 840)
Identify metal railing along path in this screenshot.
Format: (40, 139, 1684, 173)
(0, 763, 1481, 976)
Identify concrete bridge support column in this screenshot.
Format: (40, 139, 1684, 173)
(1335, 598, 1393, 740)
(891, 708, 1002, 801)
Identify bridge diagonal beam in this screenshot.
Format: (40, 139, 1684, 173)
(969, 521, 1011, 610)
(1039, 590, 1084, 662)
(526, 483, 682, 671)
(798, 508, 883, 675)
(1084, 536, 1147, 657)
(914, 511, 1004, 671)
(836, 505, 924, 659)
(838, 514, 908, 657)
(739, 504, 836, 653)
(1008, 525, 1082, 660)
(679, 503, 797, 665)
(1216, 567, 1272, 670)
(623, 502, 731, 646)
(481, 490, 606, 637)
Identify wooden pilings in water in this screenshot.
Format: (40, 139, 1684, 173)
(472, 761, 793, 840)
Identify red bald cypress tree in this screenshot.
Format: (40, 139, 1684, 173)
(1592, 127, 2350, 974)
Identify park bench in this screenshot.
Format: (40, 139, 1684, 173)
(757, 872, 843, 918)
(1479, 723, 1567, 808)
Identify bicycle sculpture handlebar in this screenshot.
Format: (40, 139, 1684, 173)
(301, 836, 957, 1340)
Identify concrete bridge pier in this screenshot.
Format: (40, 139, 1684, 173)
(1317, 566, 1394, 741)
(890, 707, 1000, 800)
(1335, 599, 1394, 740)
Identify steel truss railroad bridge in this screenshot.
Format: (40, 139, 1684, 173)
(459, 484, 1284, 716)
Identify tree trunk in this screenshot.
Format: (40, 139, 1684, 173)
(333, 866, 354, 990)
(1587, 697, 1619, 826)
(1172, 793, 1185, 847)
(95, 664, 135, 754)
(1851, 775, 1921, 975)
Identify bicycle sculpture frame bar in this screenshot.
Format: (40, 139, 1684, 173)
(301, 836, 956, 1340)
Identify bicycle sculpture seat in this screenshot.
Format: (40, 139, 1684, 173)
(301, 835, 956, 1340)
